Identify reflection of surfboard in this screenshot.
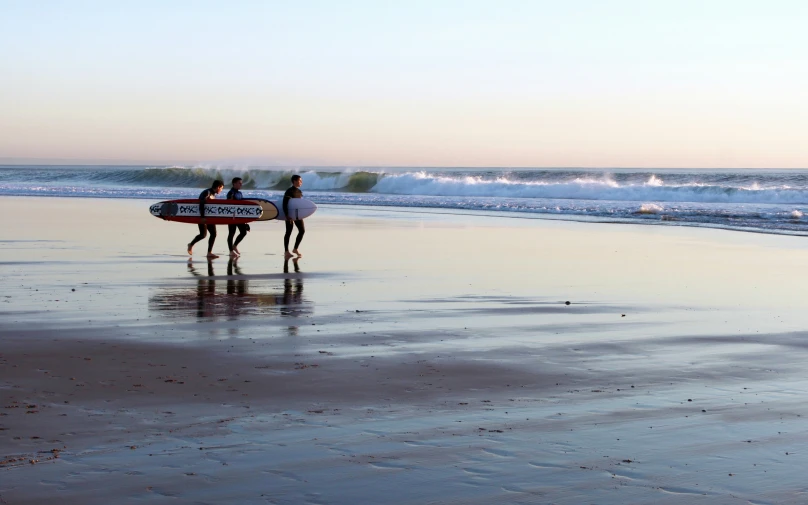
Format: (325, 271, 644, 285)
(244, 199, 280, 221)
(276, 198, 318, 220)
(149, 199, 263, 225)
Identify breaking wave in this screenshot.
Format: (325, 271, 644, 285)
(3, 164, 808, 236)
(5, 165, 808, 205)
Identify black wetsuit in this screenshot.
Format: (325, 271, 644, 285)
(226, 187, 249, 252)
(283, 186, 305, 252)
(188, 188, 217, 253)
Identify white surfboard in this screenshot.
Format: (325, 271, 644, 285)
(148, 199, 263, 225)
(276, 198, 317, 220)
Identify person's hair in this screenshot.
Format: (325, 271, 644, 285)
(231, 177, 242, 185)
(211, 180, 225, 189)
(291, 174, 301, 183)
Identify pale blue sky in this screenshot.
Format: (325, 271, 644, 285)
(2, 1, 807, 167)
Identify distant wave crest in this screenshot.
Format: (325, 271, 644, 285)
(5, 166, 808, 205)
(368, 171, 808, 205)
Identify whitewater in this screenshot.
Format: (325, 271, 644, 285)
(2, 165, 808, 235)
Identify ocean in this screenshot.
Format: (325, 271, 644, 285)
(2, 164, 808, 236)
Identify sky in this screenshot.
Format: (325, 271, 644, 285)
(1, 0, 807, 168)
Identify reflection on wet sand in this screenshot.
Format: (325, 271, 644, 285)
(284, 256, 300, 273)
(148, 258, 311, 322)
(281, 257, 303, 335)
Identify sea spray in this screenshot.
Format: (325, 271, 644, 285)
(637, 203, 664, 214)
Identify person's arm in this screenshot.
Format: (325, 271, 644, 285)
(199, 190, 208, 218)
(282, 188, 291, 218)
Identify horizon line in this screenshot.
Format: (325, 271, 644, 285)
(1, 158, 806, 171)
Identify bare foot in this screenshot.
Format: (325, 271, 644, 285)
(292, 249, 303, 257)
(206, 253, 219, 259)
(230, 250, 239, 258)
(187, 243, 193, 255)
(284, 251, 294, 259)
(233, 247, 240, 255)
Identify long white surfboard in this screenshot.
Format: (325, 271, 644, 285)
(148, 199, 263, 225)
(276, 198, 317, 220)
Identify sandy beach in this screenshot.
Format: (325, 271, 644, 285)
(3, 196, 808, 504)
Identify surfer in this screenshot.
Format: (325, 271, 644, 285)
(226, 177, 250, 257)
(187, 180, 224, 259)
(283, 174, 305, 259)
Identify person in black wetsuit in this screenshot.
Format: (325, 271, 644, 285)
(226, 177, 250, 257)
(187, 179, 224, 258)
(283, 174, 305, 259)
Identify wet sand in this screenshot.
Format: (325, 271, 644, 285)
(3, 196, 808, 504)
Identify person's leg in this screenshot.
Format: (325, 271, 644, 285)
(284, 220, 294, 258)
(292, 220, 305, 256)
(232, 224, 248, 253)
(206, 225, 218, 258)
(188, 224, 207, 254)
(227, 224, 237, 253)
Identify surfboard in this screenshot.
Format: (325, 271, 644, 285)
(149, 199, 264, 225)
(275, 198, 318, 220)
(243, 199, 280, 221)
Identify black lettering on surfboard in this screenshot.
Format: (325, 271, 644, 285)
(234, 207, 260, 216)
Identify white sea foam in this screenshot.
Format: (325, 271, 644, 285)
(638, 203, 664, 214)
(369, 171, 808, 205)
(646, 174, 663, 186)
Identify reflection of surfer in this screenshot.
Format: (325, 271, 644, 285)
(281, 277, 304, 317)
(226, 177, 249, 258)
(188, 180, 224, 259)
(187, 257, 215, 278)
(281, 255, 303, 320)
(283, 278, 303, 303)
(283, 256, 300, 273)
(227, 256, 242, 276)
(227, 257, 246, 296)
(150, 258, 311, 322)
(188, 258, 215, 318)
(283, 175, 305, 259)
